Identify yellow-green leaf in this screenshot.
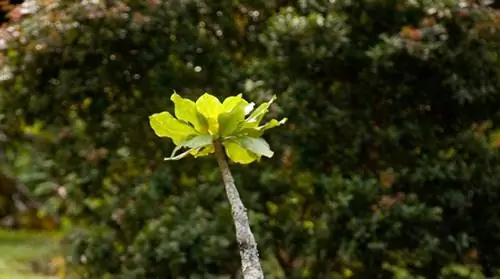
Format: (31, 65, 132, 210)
(258, 118, 288, 133)
(236, 118, 287, 137)
(219, 102, 248, 137)
(239, 136, 274, 158)
(196, 93, 223, 135)
(149, 111, 198, 144)
(245, 95, 277, 126)
(222, 94, 247, 111)
(149, 92, 286, 162)
(223, 140, 258, 164)
(171, 92, 208, 133)
(195, 144, 215, 157)
(185, 135, 213, 157)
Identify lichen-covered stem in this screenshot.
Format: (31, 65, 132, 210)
(213, 140, 264, 279)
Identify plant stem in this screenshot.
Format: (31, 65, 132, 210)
(213, 141, 265, 279)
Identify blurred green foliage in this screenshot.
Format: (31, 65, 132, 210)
(2, 0, 500, 278)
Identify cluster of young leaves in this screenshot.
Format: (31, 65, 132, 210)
(149, 92, 287, 164)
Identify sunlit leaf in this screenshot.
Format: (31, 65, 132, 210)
(196, 93, 223, 116)
(222, 94, 246, 110)
(149, 111, 198, 145)
(223, 140, 258, 164)
(196, 93, 223, 135)
(171, 92, 208, 133)
(245, 95, 277, 126)
(258, 118, 288, 133)
(149, 92, 286, 163)
(244, 103, 255, 115)
(239, 136, 274, 158)
(236, 118, 287, 137)
(221, 94, 255, 115)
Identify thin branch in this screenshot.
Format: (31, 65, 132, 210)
(213, 140, 264, 279)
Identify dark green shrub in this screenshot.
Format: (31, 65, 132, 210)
(3, 0, 500, 278)
(246, 0, 500, 277)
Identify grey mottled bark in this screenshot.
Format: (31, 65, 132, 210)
(214, 141, 264, 279)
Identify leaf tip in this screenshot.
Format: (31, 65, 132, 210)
(244, 102, 255, 115)
(170, 91, 180, 100)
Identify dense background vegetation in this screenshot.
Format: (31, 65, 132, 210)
(2, 0, 500, 278)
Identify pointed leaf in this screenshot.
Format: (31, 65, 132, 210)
(236, 118, 287, 137)
(169, 144, 185, 158)
(244, 103, 255, 115)
(221, 94, 255, 115)
(149, 111, 198, 144)
(223, 140, 258, 164)
(171, 92, 208, 133)
(259, 117, 288, 133)
(239, 136, 274, 158)
(164, 149, 195, 161)
(245, 95, 277, 126)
